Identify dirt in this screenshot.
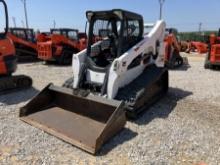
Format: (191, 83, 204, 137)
(0, 55, 220, 164)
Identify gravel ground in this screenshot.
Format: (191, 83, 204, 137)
(0, 55, 220, 165)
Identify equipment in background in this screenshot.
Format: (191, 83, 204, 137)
(145, 26, 185, 69)
(164, 28, 185, 69)
(0, 0, 32, 93)
(20, 9, 168, 154)
(186, 41, 208, 54)
(7, 28, 39, 62)
(37, 28, 87, 65)
(204, 29, 220, 69)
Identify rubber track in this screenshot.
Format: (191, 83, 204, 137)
(62, 65, 168, 118)
(116, 65, 165, 104)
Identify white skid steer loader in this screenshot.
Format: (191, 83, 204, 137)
(20, 9, 169, 154)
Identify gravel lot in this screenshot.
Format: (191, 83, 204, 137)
(0, 54, 220, 165)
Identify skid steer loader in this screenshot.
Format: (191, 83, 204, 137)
(20, 9, 168, 154)
(0, 0, 32, 93)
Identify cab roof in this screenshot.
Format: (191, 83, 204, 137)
(86, 9, 143, 21)
(9, 27, 34, 31)
(50, 28, 78, 32)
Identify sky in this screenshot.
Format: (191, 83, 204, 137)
(3, 0, 220, 32)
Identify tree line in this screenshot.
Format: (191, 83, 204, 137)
(178, 31, 218, 42)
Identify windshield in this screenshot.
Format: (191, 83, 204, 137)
(67, 30, 78, 40)
(88, 18, 122, 67)
(26, 30, 34, 42)
(13, 30, 26, 40)
(10, 29, 34, 42)
(51, 30, 61, 35)
(93, 19, 121, 40)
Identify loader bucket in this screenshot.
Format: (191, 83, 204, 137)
(19, 84, 126, 154)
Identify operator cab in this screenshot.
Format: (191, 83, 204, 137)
(50, 28, 79, 41)
(86, 9, 143, 69)
(8, 28, 35, 43)
(164, 28, 178, 38)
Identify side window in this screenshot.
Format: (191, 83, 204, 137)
(68, 31, 78, 40)
(26, 30, 33, 42)
(62, 31, 68, 38)
(52, 30, 61, 35)
(15, 30, 26, 40)
(127, 20, 140, 37)
(122, 19, 141, 53)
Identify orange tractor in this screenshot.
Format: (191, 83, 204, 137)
(7, 28, 39, 61)
(164, 28, 184, 68)
(204, 29, 220, 69)
(37, 28, 87, 64)
(0, 0, 32, 92)
(186, 41, 208, 54)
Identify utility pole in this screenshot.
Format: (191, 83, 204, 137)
(53, 20, 56, 29)
(21, 20, 25, 28)
(198, 22, 202, 33)
(12, 17, 16, 27)
(20, 0, 29, 28)
(159, 0, 165, 20)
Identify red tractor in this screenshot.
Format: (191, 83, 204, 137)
(204, 29, 220, 69)
(37, 28, 87, 65)
(0, 0, 32, 93)
(7, 28, 39, 61)
(186, 41, 208, 54)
